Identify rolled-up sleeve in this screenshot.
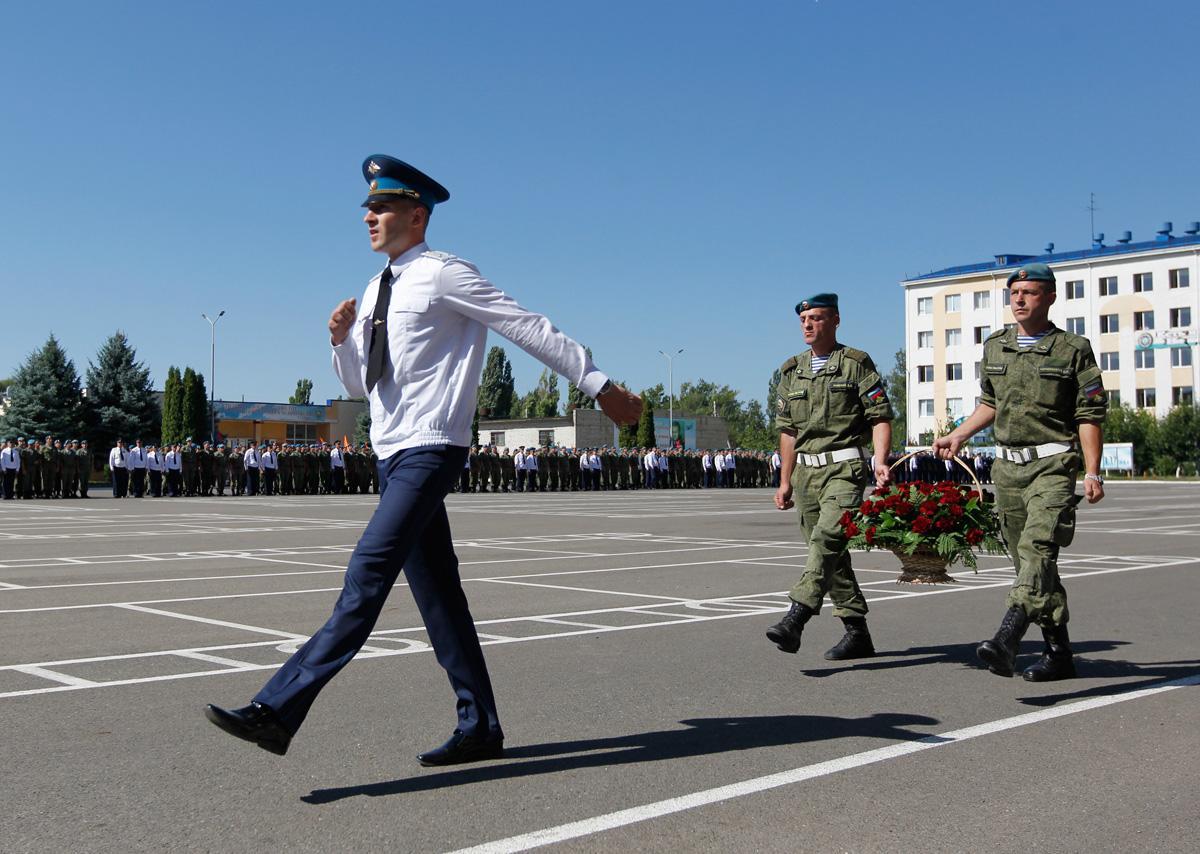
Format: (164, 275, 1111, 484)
(438, 260, 608, 398)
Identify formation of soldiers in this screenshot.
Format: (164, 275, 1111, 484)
(888, 450, 995, 485)
(0, 436, 94, 499)
(454, 446, 780, 494)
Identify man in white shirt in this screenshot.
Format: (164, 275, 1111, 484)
(127, 439, 148, 498)
(108, 440, 129, 498)
(165, 444, 183, 496)
(206, 154, 641, 763)
(261, 443, 278, 496)
(330, 444, 345, 494)
(1, 439, 19, 500)
(146, 444, 165, 497)
(243, 445, 261, 496)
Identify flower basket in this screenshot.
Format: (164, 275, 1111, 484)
(838, 451, 1006, 585)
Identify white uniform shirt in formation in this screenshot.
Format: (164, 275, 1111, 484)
(769, 451, 781, 471)
(701, 453, 711, 471)
(128, 447, 147, 469)
(644, 449, 658, 470)
(513, 450, 525, 469)
(109, 446, 127, 471)
(243, 447, 260, 469)
(261, 450, 277, 470)
(714, 453, 725, 473)
(0, 446, 19, 471)
(146, 450, 164, 472)
(330, 447, 344, 468)
(332, 242, 608, 459)
(166, 450, 182, 471)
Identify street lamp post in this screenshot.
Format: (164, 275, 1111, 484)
(202, 310, 226, 443)
(658, 348, 683, 448)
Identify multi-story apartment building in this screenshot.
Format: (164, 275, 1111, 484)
(903, 222, 1199, 441)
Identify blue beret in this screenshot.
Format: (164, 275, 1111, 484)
(362, 155, 450, 210)
(1006, 262, 1056, 288)
(795, 293, 839, 314)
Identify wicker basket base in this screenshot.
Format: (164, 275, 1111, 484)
(893, 548, 956, 584)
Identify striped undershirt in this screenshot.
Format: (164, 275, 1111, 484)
(811, 353, 830, 373)
(1016, 328, 1052, 349)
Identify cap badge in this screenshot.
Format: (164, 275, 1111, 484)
(1018, 270, 1027, 279)
(367, 160, 382, 175)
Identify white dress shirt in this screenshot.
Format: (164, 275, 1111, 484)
(330, 447, 344, 468)
(244, 448, 260, 469)
(128, 447, 147, 469)
(146, 451, 164, 472)
(332, 242, 608, 459)
(166, 450, 182, 471)
(261, 450, 277, 470)
(1, 447, 19, 471)
(109, 446, 128, 470)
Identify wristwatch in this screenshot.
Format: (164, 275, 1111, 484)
(1084, 473, 1104, 484)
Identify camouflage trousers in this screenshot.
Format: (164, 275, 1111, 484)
(788, 460, 868, 618)
(993, 453, 1079, 627)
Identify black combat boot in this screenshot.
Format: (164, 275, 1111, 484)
(976, 605, 1030, 677)
(824, 616, 875, 660)
(1022, 624, 1076, 682)
(766, 602, 815, 653)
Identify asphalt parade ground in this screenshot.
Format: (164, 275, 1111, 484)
(1, 484, 1198, 853)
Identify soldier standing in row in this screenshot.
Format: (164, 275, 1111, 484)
(767, 293, 893, 662)
(934, 263, 1107, 682)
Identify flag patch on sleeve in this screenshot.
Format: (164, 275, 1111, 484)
(1083, 381, 1106, 400)
(866, 384, 887, 402)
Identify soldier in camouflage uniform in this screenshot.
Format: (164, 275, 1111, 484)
(767, 293, 893, 662)
(935, 263, 1107, 682)
(229, 444, 245, 496)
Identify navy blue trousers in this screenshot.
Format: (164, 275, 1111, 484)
(254, 444, 500, 738)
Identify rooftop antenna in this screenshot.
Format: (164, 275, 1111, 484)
(1087, 192, 1099, 243)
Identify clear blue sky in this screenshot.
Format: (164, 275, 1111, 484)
(3, 1, 1198, 407)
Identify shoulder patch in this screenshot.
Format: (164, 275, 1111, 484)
(839, 347, 870, 364)
(984, 328, 1007, 342)
(779, 356, 799, 373)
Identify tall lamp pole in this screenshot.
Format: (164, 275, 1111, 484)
(658, 348, 684, 448)
(202, 310, 225, 443)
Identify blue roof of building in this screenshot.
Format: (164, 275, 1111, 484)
(906, 232, 1200, 282)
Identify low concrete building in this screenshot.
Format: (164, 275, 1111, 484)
(477, 408, 728, 450)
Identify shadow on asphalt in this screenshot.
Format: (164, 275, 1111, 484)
(1016, 658, 1200, 707)
(301, 712, 940, 804)
(801, 639, 1131, 677)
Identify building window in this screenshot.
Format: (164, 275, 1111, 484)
(286, 423, 319, 444)
(1100, 314, 1119, 334)
(1108, 389, 1121, 407)
(1169, 268, 1190, 289)
(1134, 349, 1155, 370)
(538, 429, 555, 447)
(974, 325, 992, 344)
(1100, 352, 1120, 371)
(946, 363, 963, 381)
(489, 431, 505, 447)
(1133, 272, 1153, 293)
(1098, 276, 1118, 296)
(947, 397, 963, 418)
(1134, 311, 1154, 331)
(1065, 280, 1084, 300)
(974, 361, 982, 380)
(1136, 388, 1156, 409)
(1066, 317, 1086, 335)
(918, 399, 934, 417)
(1174, 386, 1195, 406)
(945, 328, 962, 346)
(917, 365, 934, 383)
(917, 297, 933, 315)
(1170, 307, 1192, 328)
(1002, 289, 1011, 307)
(945, 294, 961, 313)
(1172, 348, 1193, 367)
(973, 291, 991, 310)
(917, 330, 933, 348)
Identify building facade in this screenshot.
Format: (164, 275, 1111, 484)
(903, 223, 1200, 441)
(213, 398, 366, 446)
(477, 408, 730, 450)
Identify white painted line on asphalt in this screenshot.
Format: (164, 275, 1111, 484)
(450, 672, 1200, 854)
(175, 651, 262, 669)
(10, 665, 98, 688)
(0, 580, 26, 589)
(531, 618, 617, 630)
(114, 603, 307, 639)
(480, 578, 692, 603)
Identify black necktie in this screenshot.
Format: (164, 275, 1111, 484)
(365, 265, 395, 393)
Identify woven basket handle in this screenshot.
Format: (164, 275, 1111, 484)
(889, 448, 983, 492)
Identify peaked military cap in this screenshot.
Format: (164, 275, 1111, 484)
(361, 155, 450, 210)
(1006, 262, 1056, 288)
(795, 292, 839, 314)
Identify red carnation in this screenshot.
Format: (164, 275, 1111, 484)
(966, 528, 984, 545)
(949, 504, 964, 518)
(865, 526, 876, 545)
(939, 491, 961, 505)
(872, 486, 889, 497)
(911, 516, 932, 534)
(919, 500, 939, 517)
(845, 522, 860, 538)
(967, 490, 980, 501)
(839, 511, 853, 527)
(935, 517, 954, 532)
(860, 501, 875, 515)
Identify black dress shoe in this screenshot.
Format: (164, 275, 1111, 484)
(204, 701, 292, 756)
(417, 730, 504, 767)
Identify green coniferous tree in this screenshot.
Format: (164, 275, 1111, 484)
(635, 395, 656, 449)
(477, 346, 515, 418)
(180, 368, 211, 442)
(353, 409, 372, 445)
(85, 331, 160, 450)
(191, 372, 211, 442)
(161, 366, 184, 445)
(290, 378, 314, 405)
(0, 334, 87, 439)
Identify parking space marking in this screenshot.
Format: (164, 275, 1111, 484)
(113, 603, 310, 639)
(450, 672, 1200, 854)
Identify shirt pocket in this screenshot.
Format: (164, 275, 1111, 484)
(827, 379, 859, 418)
(1036, 360, 1074, 409)
(388, 294, 433, 376)
(787, 387, 811, 422)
